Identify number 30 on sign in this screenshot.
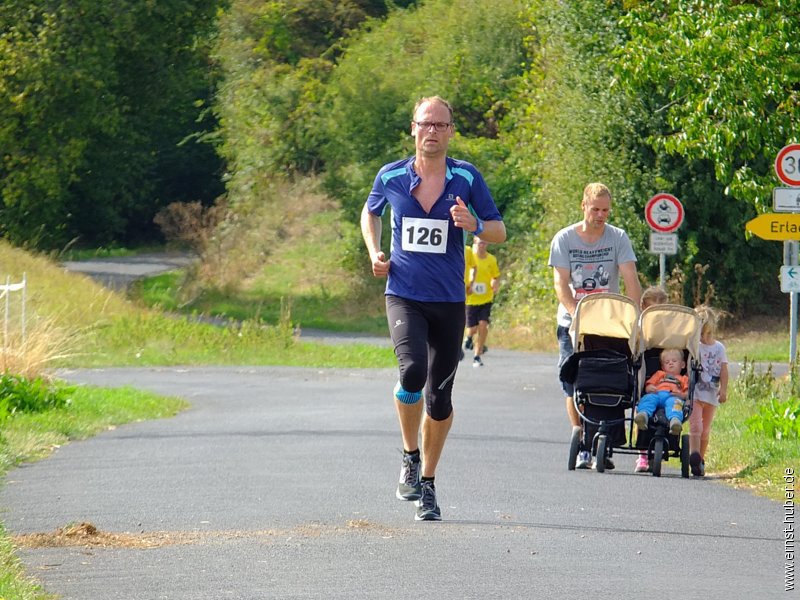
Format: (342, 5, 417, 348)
(775, 144, 800, 187)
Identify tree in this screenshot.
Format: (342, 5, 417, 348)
(0, 0, 224, 248)
(616, 0, 800, 210)
(612, 0, 795, 310)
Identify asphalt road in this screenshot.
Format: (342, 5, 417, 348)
(61, 253, 196, 291)
(0, 350, 789, 600)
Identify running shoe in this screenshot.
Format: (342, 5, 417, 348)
(472, 356, 483, 368)
(575, 450, 591, 469)
(396, 452, 421, 501)
(415, 480, 441, 521)
(464, 336, 473, 350)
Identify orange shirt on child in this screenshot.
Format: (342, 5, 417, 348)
(645, 370, 688, 395)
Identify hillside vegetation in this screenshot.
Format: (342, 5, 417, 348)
(203, 0, 795, 328)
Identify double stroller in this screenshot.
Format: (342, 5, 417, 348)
(560, 292, 702, 477)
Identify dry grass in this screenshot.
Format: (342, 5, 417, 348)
(0, 317, 80, 380)
(0, 239, 147, 377)
(491, 311, 556, 352)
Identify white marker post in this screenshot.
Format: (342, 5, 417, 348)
(645, 193, 684, 288)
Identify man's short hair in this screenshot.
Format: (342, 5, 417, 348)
(583, 182, 611, 203)
(413, 96, 454, 122)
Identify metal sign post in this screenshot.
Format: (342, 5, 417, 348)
(785, 241, 799, 363)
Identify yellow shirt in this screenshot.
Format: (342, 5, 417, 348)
(466, 251, 500, 306)
(464, 245, 477, 293)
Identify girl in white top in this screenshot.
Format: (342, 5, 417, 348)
(688, 306, 729, 477)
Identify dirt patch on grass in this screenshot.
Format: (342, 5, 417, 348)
(13, 520, 407, 549)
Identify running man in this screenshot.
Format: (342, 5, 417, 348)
(361, 96, 505, 520)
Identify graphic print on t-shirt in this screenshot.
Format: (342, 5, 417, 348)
(569, 245, 614, 300)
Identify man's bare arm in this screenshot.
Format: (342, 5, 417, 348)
(553, 266, 576, 317)
(360, 204, 389, 278)
(619, 261, 642, 307)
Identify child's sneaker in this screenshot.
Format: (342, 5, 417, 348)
(689, 451, 702, 476)
(634, 454, 649, 473)
(634, 411, 648, 430)
(669, 417, 682, 436)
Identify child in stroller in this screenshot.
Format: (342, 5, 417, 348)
(634, 303, 702, 477)
(634, 348, 688, 436)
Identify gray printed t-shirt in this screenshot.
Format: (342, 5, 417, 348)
(548, 223, 637, 327)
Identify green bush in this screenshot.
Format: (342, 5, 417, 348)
(0, 374, 72, 421)
(746, 396, 800, 440)
(741, 361, 800, 440)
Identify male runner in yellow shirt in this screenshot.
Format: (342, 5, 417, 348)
(464, 237, 500, 367)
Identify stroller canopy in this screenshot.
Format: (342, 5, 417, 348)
(571, 292, 639, 356)
(638, 304, 702, 362)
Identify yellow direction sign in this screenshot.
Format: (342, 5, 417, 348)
(746, 213, 800, 241)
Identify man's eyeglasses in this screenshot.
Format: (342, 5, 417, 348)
(414, 121, 452, 132)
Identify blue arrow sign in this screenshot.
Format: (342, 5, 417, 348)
(781, 266, 800, 292)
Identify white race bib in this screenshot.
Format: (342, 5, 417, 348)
(401, 217, 448, 254)
(472, 282, 487, 295)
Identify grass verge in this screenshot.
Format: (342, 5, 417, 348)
(707, 362, 799, 501)
(70, 312, 395, 369)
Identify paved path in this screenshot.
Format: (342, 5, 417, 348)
(0, 350, 788, 600)
(61, 253, 195, 291)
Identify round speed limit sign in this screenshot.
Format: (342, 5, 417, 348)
(775, 144, 800, 187)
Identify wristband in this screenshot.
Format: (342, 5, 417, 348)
(474, 218, 484, 236)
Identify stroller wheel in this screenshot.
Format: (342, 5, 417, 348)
(651, 437, 664, 477)
(680, 434, 690, 478)
(568, 426, 581, 471)
(595, 434, 608, 473)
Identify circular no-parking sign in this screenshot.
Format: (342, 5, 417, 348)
(645, 193, 684, 233)
(775, 143, 800, 187)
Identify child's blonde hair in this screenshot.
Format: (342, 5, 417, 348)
(660, 347, 685, 363)
(641, 286, 668, 309)
(694, 305, 718, 336)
